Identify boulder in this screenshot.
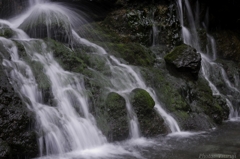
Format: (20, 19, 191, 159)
(19, 7, 73, 44)
(164, 44, 201, 79)
(130, 88, 167, 136)
(105, 92, 129, 141)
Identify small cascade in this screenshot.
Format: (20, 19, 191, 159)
(176, 0, 240, 120)
(0, 26, 107, 156)
(152, 23, 159, 47)
(206, 34, 217, 60)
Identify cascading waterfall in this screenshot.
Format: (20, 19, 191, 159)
(0, 0, 182, 158)
(0, 24, 107, 157)
(176, 0, 240, 120)
(0, 0, 107, 157)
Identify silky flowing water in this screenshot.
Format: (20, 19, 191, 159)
(0, 0, 239, 158)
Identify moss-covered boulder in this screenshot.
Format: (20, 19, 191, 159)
(104, 92, 129, 141)
(164, 44, 201, 80)
(130, 88, 167, 136)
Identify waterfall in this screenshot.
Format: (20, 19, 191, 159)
(176, 0, 240, 120)
(0, 26, 107, 157)
(0, 0, 183, 158)
(0, 0, 107, 156)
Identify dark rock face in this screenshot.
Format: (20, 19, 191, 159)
(213, 31, 240, 62)
(104, 92, 129, 141)
(0, 65, 38, 159)
(130, 88, 167, 136)
(101, 2, 181, 48)
(164, 44, 201, 80)
(0, 0, 28, 19)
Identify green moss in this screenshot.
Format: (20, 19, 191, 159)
(101, 42, 155, 67)
(44, 38, 89, 73)
(140, 67, 190, 112)
(77, 23, 124, 43)
(106, 92, 126, 113)
(0, 28, 14, 38)
(164, 44, 189, 62)
(130, 88, 155, 113)
(130, 88, 167, 136)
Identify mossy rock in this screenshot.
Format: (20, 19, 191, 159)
(105, 92, 129, 141)
(140, 65, 229, 130)
(187, 77, 229, 124)
(44, 38, 89, 73)
(130, 88, 167, 136)
(130, 88, 155, 114)
(0, 27, 14, 38)
(140, 67, 191, 113)
(164, 44, 201, 80)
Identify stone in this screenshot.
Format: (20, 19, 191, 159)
(130, 88, 167, 136)
(164, 44, 201, 79)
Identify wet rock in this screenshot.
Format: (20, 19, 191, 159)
(105, 92, 129, 141)
(19, 8, 73, 44)
(181, 113, 215, 131)
(130, 88, 167, 136)
(164, 44, 201, 80)
(0, 64, 38, 158)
